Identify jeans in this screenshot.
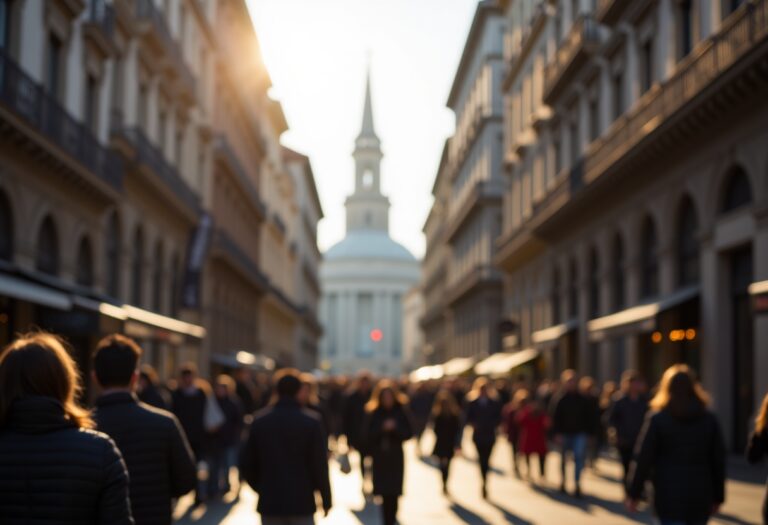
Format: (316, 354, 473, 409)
(560, 433, 587, 486)
(261, 516, 314, 525)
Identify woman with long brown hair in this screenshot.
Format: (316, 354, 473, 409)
(465, 377, 503, 499)
(0, 332, 133, 524)
(430, 389, 462, 495)
(747, 391, 768, 524)
(364, 379, 413, 525)
(626, 364, 726, 524)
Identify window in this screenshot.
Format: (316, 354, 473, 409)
(640, 217, 659, 299)
(612, 71, 624, 120)
(551, 268, 561, 325)
(721, 166, 752, 213)
(75, 237, 94, 287)
(175, 126, 184, 167)
(0, 190, 12, 261)
(588, 248, 600, 318)
(138, 82, 149, 131)
(677, 196, 699, 287)
(152, 241, 164, 311)
(46, 34, 63, 102)
(170, 253, 180, 316)
(84, 75, 98, 135)
(568, 259, 579, 318)
(131, 226, 144, 306)
(612, 234, 625, 311)
(36, 216, 59, 276)
(640, 39, 654, 94)
(588, 97, 599, 142)
(553, 136, 562, 175)
(679, 0, 694, 59)
(105, 212, 121, 298)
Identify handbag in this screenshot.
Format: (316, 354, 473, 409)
(204, 393, 225, 432)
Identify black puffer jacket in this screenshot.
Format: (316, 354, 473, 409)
(95, 392, 197, 525)
(628, 408, 726, 522)
(0, 396, 133, 525)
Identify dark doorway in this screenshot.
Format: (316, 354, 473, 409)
(729, 246, 753, 452)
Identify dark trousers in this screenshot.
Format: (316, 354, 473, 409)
(438, 457, 452, 488)
(474, 441, 494, 484)
(509, 440, 520, 475)
(618, 446, 634, 483)
(524, 454, 546, 477)
(381, 495, 398, 525)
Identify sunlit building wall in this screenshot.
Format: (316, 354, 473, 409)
(496, 0, 768, 452)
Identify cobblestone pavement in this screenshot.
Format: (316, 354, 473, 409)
(175, 432, 764, 525)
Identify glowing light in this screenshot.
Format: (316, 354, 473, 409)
(370, 329, 383, 343)
(651, 331, 663, 344)
(685, 329, 696, 340)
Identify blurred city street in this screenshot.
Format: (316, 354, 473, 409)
(175, 432, 764, 525)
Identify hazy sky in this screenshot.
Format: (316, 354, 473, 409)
(247, 0, 479, 258)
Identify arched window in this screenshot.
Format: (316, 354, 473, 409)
(35, 215, 59, 276)
(170, 252, 180, 317)
(551, 267, 561, 325)
(105, 212, 121, 298)
(588, 247, 600, 318)
(0, 190, 12, 261)
(721, 166, 752, 213)
(152, 241, 164, 312)
(677, 196, 699, 287)
(568, 259, 579, 318)
(131, 226, 144, 306)
(612, 234, 625, 311)
(640, 216, 659, 299)
(75, 236, 94, 287)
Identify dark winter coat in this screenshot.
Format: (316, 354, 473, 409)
(608, 394, 648, 450)
(466, 397, 503, 445)
(365, 405, 413, 496)
(746, 426, 768, 524)
(235, 380, 258, 415)
(343, 389, 372, 452)
(138, 385, 171, 411)
(240, 399, 332, 517)
(550, 391, 595, 435)
(95, 392, 197, 525)
(627, 408, 726, 522)
(211, 395, 244, 449)
(172, 387, 207, 455)
(0, 396, 133, 525)
(431, 412, 462, 459)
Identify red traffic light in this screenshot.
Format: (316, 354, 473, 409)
(370, 329, 383, 342)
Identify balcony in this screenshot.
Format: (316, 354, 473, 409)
(0, 48, 123, 192)
(445, 265, 502, 307)
(543, 15, 601, 104)
(596, 0, 628, 25)
(584, 0, 768, 186)
(213, 136, 266, 219)
(445, 180, 503, 243)
(82, 0, 117, 57)
(114, 126, 201, 216)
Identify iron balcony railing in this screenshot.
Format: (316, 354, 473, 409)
(584, 0, 768, 185)
(0, 48, 123, 190)
(543, 14, 600, 102)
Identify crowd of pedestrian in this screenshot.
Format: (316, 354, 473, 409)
(0, 330, 766, 525)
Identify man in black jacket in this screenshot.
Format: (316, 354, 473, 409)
(607, 370, 648, 483)
(550, 369, 593, 497)
(240, 368, 332, 525)
(92, 335, 197, 525)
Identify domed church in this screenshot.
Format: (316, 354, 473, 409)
(319, 71, 420, 376)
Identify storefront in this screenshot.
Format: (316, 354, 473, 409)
(531, 319, 578, 378)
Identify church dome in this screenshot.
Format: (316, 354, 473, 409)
(325, 230, 416, 262)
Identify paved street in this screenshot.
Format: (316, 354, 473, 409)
(175, 432, 764, 525)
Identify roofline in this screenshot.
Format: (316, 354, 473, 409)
(282, 146, 324, 218)
(446, 0, 503, 109)
(430, 138, 452, 195)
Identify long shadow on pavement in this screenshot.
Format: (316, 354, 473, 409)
(712, 511, 759, 525)
(176, 496, 241, 524)
(449, 502, 490, 524)
(351, 499, 379, 524)
(488, 502, 534, 525)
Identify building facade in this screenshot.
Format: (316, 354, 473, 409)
(401, 286, 425, 372)
(0, 0, 323, 383)
(496, 0, 768, 451)
(319, 73, 420, 376)
(420, 0, 506, 365)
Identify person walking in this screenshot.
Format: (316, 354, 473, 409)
(608, 370, 648, 483)
(626, 364, 726, 525)
(465, 377, 503, 499)
(579, 376, 601, 470)
(409, 382, 434, 457)
(550, 369, 593, 497)
(364, 380, 413, 525)
(0, 333, 133, 524)
(515, 391, 550, 482)
(343, 372, 374, 493)
(502, 388, 527, 478)
(207, 375, 244, 499)
(171, 363, 207, 505)
(240, 368, 332, 525)
(92, 335, 197, 524)
(430, 389, 462, 495)
(747, 392, 768, 524)
(136, 364, 171, 410)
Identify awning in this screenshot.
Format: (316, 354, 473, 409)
(588, 285, 699, 342)
(0, 273, 72, 310)
(210, 351, 275, 371)
(441, 356, 476, 377)
(749, 280, 768, 295)
(531, 318, 578, 345)
(408, 364, 444, 383)
(474, 348, 540, 377)
(75, 298, 206, 339)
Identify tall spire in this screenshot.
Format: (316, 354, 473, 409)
(358, 67, 377, 140)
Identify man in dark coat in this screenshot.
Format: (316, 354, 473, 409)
(608, 370, 648, 483)
(92, 335, 197, 525)
(550, 369, 593, 497)
(171, 363, 207, 503)
(240, 368, 332, 525)
(343, 373, 373, 491)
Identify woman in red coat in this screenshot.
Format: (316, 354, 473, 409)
(515, 392, 550, 481)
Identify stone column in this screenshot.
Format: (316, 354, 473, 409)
(657, 0, 675, 83)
